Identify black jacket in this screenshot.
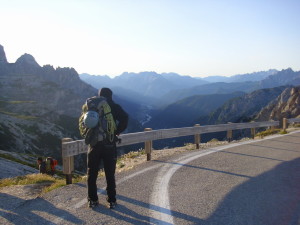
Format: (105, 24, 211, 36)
(106, 98, 128, 136)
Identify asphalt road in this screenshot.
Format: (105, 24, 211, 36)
(1, 131, 300, 225)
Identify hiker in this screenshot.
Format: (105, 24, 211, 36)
(85, 88, 128, 208)
(37, 157, 46, 174)
(45, 157, 58, 176)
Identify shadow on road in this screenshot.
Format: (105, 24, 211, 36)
(281, 134, 300, 139)
(91, 158, 300, 224)
(266, 138, 300, 145)
(219, 150, 286, 162)
(93, 188, 204, 224)
(246, 143, 300, 153)
(205, 157, 300, 225)
(0, 193, 83, 225)
(153, 156, 300, 224)
(154, 160, 253, 179)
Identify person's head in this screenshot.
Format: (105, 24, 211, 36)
(98, 87, 113, 100)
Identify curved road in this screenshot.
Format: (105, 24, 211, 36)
(1, 131, 300, 225)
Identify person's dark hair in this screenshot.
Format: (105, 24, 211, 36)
(98, 88, 113, 99)
(37, 157, 43, 162)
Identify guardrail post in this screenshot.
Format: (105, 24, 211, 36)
(270, 119, 275, 131)
(227, 123, 233, 142)
(251, 128, 256, 139)
(144, 128, 153, 161)
(62, 138, 74, 185)
(283, 118, 287, 132)
(194, 124, 201, 149)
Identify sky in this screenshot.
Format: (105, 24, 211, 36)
(0, 0, 299, 78)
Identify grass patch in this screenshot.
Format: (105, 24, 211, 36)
(184, 143, 196, 150)
(0, 173, 86, 193)
(0, 174, 55, 188)
(279, 130, 288, 134)
(256, 129, 281, 138)
(116, 149, 145, 170)
(41, 179, 66, 193)
(208, 138, 219, 143)
(125, 150, 145, 159)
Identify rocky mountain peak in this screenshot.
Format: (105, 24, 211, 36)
(0, 44, 8, 63)
(256, 86, 300, 121)
(16, 53, 40, 67)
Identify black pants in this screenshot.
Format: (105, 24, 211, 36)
(87, 142, 117, 202)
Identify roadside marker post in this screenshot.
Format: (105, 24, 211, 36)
(144, 128, 153, 161)
(194, 124, 201, 149)
(227, 122, 233, 142)
(62, 138, 74, 185)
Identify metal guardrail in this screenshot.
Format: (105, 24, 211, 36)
(287, 118, 300, 123)
(61, 117, 299, 184)
(62, 121, 279, 158)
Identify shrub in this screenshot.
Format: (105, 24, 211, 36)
(184, 143, 195, 150)
(279, 130, 288, 134)
(208, 138, 219, 143)
(256, 129, 281, 138)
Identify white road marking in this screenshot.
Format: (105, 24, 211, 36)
(54, 130, 300, 224)
(149, 130, 300, 224)
(73, 164, 161, 209)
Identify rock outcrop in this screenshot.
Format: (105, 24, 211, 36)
(0, 44, 8, 63)
(201, 86, 288, 124)
(15, 53, 40, 67)
(256, 86, 300, 122)
(0, 45, 97, 162)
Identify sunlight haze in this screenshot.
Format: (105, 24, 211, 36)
(1, 0, 299, 77)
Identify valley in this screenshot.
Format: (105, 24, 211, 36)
(1, 43, 300, 172)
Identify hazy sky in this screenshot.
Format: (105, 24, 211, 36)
(1, 0, 299, 77)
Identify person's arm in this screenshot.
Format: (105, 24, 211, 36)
(114, 104, 128, 135)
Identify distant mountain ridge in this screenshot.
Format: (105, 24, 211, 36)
(147, 92, 245, 129)
(80, 68, 300, 107)
(0, 45, 141, 164)
(159, 69, 300, 105)
(80, 71, 209, 99)
(259, 68, 300, 88)
(202, 69, 278, 83)
(197, 86, 290, 125)
(1, 43, 300, 158)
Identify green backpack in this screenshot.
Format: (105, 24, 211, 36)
(79, 96, 116, 146)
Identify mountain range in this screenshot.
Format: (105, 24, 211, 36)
(0, 45, 141, 165)
(80, 68, 300, 107)
(1, 44, 300, 164)
(198, 86, 290, 125)
(201, 69, 278, 83)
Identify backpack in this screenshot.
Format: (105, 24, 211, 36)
(45, 157, 57, 175)
(45, 157, 53, 170)
(79, 96, 117, 146)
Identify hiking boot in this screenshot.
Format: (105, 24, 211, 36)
(108, 201, 117, 209)
(88, 200, 99, 208)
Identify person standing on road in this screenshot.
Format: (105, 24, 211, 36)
(86, 88, 128, 209)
